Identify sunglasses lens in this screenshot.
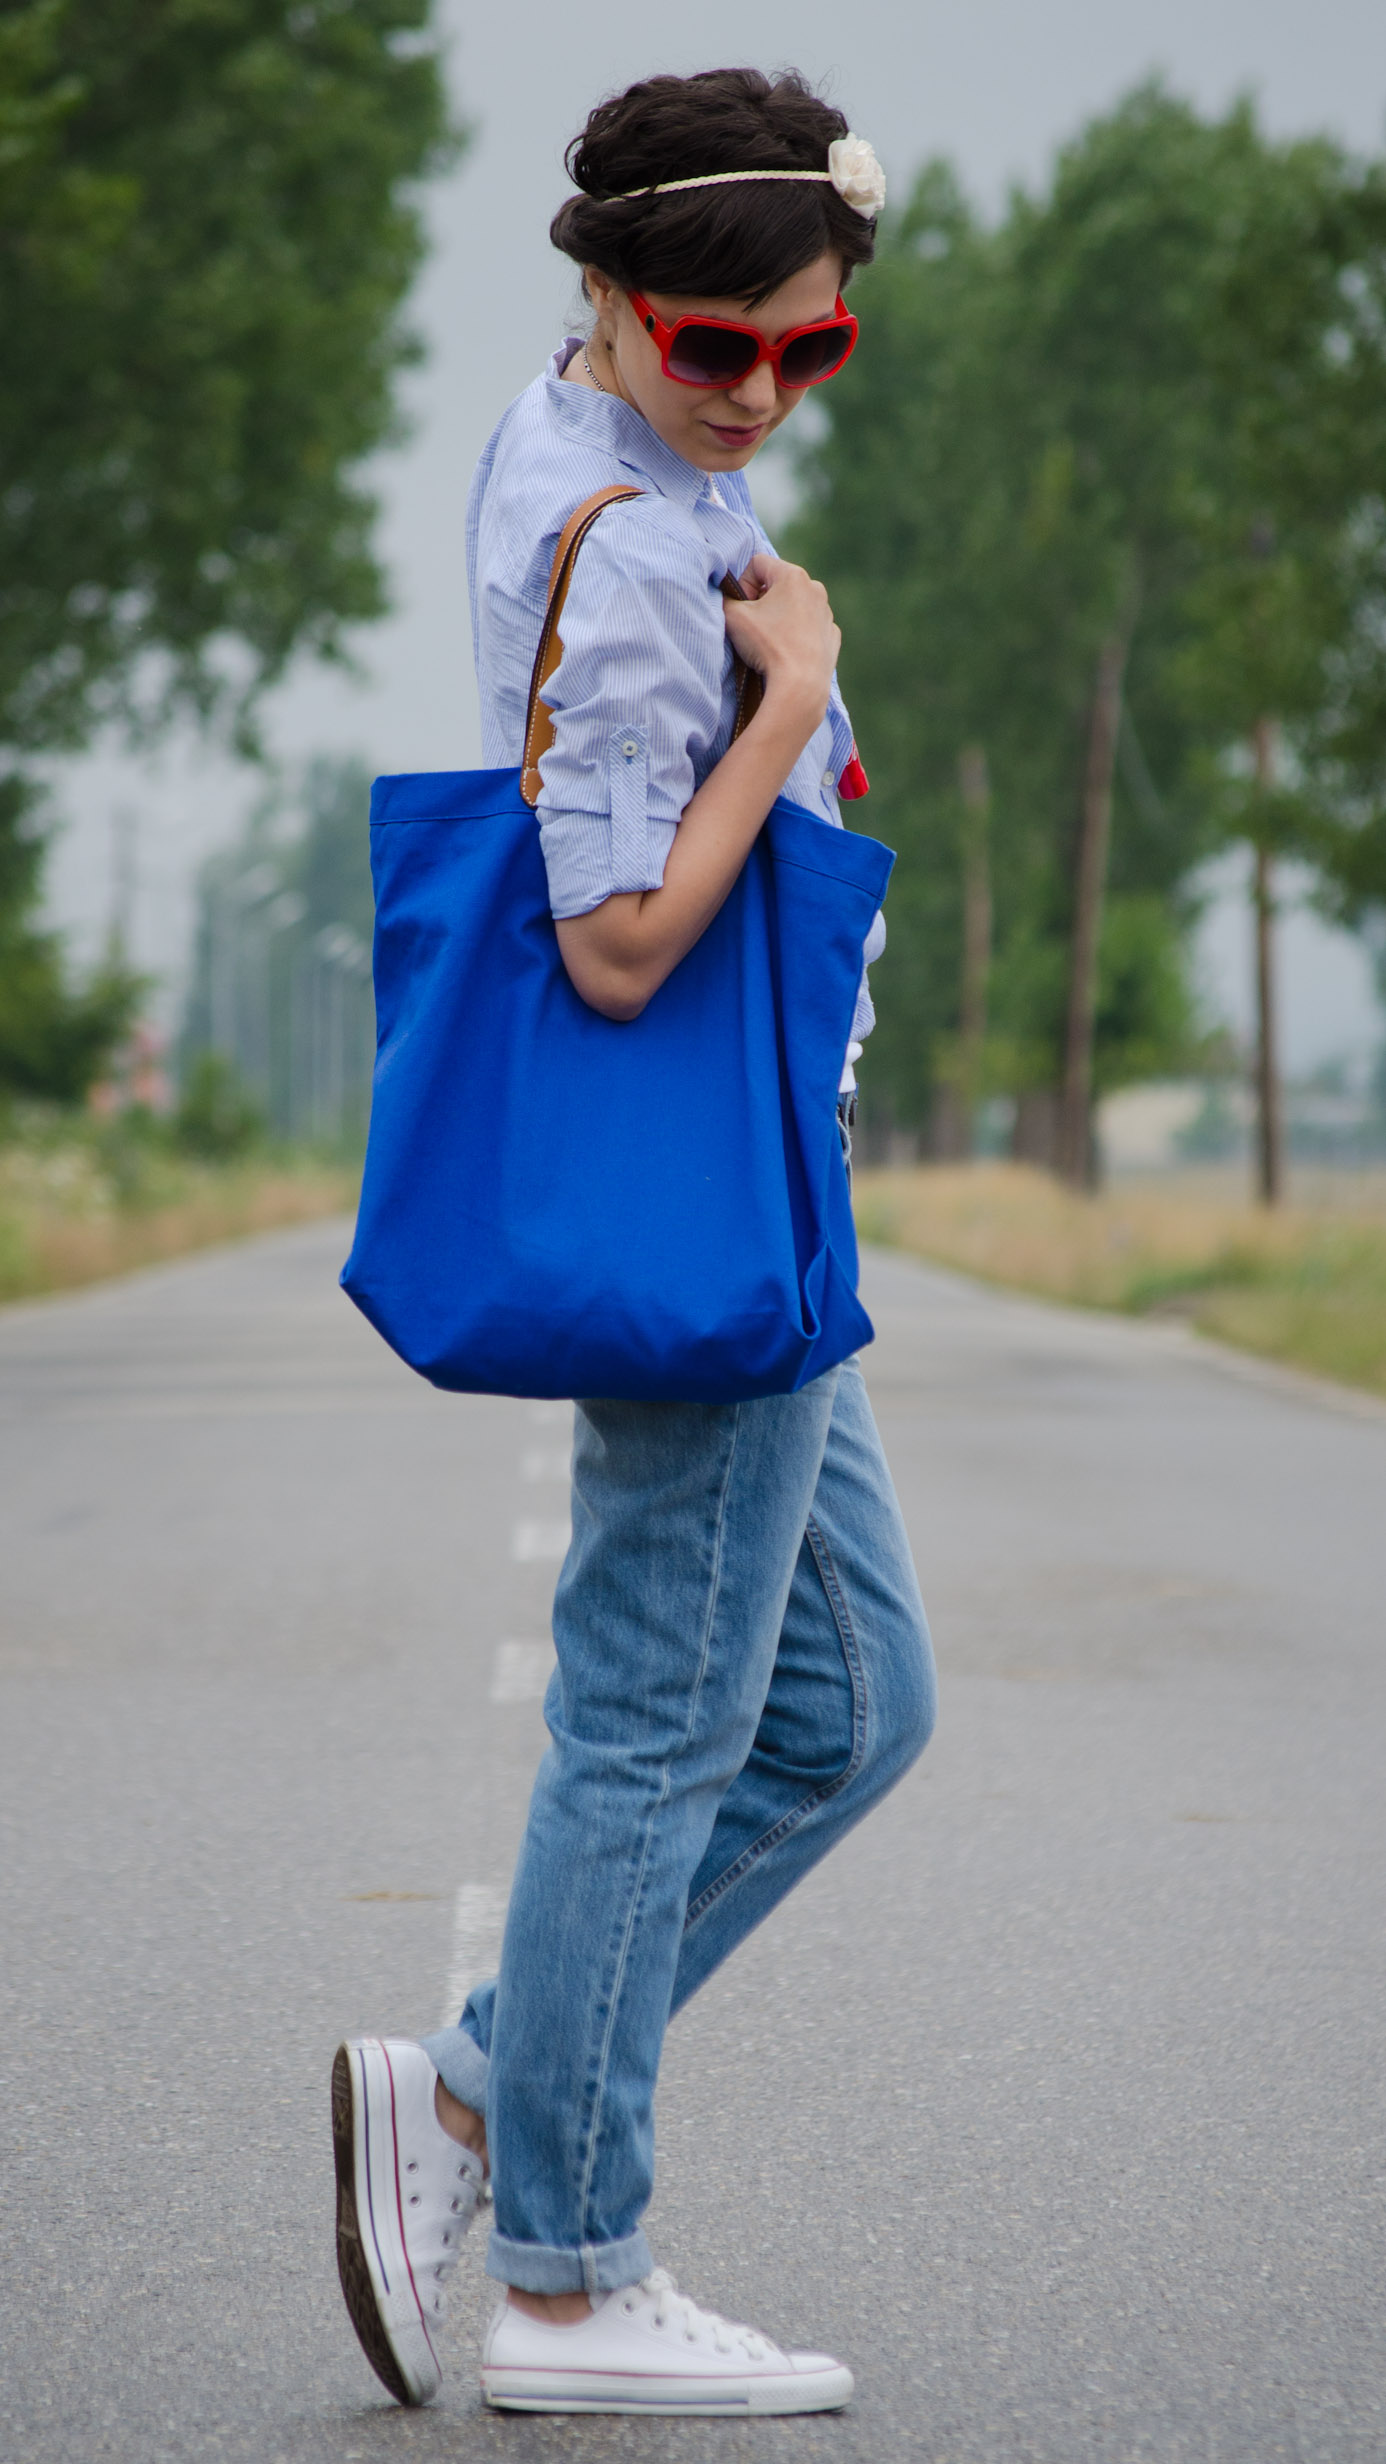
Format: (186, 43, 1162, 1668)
(667, 323, 760, 385)
(778, 324, 855, 386)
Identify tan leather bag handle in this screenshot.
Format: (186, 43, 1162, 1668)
(520, 485, 765, 808)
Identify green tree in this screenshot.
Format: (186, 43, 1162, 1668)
(174, 1051, 264, 1158)
(792, 87, 1386, 1186)
(0, 0, 454, 1100)
(790, 99, 1218, 1162)
(995, 88, 1270, 1180)
(785, 163, 1018, 1142)
(1170, 140, 1386, 1197)
(0, 776, 137, 1102)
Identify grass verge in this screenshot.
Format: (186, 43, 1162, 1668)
(854, 1162, 1386, 1402)
(0, 1131, 356, 1307)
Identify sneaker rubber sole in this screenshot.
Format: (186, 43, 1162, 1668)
(331, 2038, 440, 2406)
(480, 2363, 855, 2415)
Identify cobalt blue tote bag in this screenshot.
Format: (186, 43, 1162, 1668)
(341, 488, 894, 1405)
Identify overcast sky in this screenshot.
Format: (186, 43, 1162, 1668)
(44, 0, 1386, 1068)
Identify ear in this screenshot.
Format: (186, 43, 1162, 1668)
(584, 266, 620, 324)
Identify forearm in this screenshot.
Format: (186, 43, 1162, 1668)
(555, 687, 821, 1020)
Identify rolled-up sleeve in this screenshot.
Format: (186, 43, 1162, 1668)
(534, 504, 728, 920)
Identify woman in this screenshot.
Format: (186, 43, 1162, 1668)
(332, 66, 936, 2418)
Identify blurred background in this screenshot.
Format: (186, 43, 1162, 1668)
(4, 0, 1386, 1393)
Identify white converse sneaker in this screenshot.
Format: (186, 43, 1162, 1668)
(331, 2036, 485, 2405)
(480, 2267, 853, 2415)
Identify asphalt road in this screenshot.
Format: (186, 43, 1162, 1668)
(1, 1221, 1382, 2464)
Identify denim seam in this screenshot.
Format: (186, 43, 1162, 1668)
(803, 1513, 870, 1778)
(572, 1405, 744, 2246)
(682, 1511, 868, 1932)
(572, 1771, 668, 2254)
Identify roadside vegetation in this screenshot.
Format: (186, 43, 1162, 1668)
(855, 1164, 1386, 1400)
(0, 1087, 356, 1308)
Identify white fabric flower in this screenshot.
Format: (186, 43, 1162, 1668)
(827, 134, 886, 220)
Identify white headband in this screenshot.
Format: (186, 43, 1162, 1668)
(609, 133, 886, 222)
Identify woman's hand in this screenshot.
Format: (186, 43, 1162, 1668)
(722, 554, 841, 725)
(555, 553, 841, 1022)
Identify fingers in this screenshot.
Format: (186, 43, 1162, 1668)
(724, 585, 836, 645)
(738, 552, 783, 596)
(722, 575, 842, 701)
(734, 559, 834, 628)
(721, 597, 771, 671)
(739, 553, 822, 597)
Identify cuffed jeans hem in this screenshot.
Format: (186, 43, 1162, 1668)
(485, 2225, 654, 2297)
(417, 2026, 490, 2117)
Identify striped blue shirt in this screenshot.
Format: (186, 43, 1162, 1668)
(467, 341, 883, 1052)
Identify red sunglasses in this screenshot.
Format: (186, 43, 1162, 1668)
(627, 288, 859, 390)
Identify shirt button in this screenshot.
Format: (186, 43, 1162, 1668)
(621, 740, 638, 759)
(822, 769, 836, 789)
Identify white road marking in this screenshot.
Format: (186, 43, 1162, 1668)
(511, 1518, 571, 1562)
(436, 1417, 568, 2025)
(520, 1446, 570, 1483)
(439, 1881, 508, 2030)
(490, 1639, 555, 1703)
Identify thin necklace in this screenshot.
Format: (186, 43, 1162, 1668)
(583, 340, 609, 394)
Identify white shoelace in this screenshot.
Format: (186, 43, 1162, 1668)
(412, 2146, 483, 2313)
(631, 2268, 771, 2361)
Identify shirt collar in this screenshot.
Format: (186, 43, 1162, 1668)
(544, 341, 721, 516)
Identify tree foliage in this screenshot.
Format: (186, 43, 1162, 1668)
(0, 0, 454, 754)
(0, 0, 454, 1099)
(789, 87, 1386, 1144)
(0, 776, 138, 1102)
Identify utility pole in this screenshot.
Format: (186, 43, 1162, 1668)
(1251, 714, 1284, 1206)
(107, 805, 138, 966)
(1059, 628, 1131, 1186)
(957, 744, 992, 1157)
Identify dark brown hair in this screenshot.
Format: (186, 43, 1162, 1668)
(551, 68, 876, 306)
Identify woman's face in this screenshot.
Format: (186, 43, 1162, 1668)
(584, 252, 844, 473)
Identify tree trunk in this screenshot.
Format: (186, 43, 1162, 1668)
(1059, 631, 1130, 1186)
(1252, 715, 1284, 1206)
(957, 744, 992, 1157)
(928, 1085, 967, 1159)
(1012, 1087, 1063, 1169)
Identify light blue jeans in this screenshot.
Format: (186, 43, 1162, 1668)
(421, 1352, 935, 2294)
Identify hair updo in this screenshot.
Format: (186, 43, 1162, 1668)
(550, 68, 877, 307)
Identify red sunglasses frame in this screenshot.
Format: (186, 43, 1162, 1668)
(626, 288, 859, 391)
